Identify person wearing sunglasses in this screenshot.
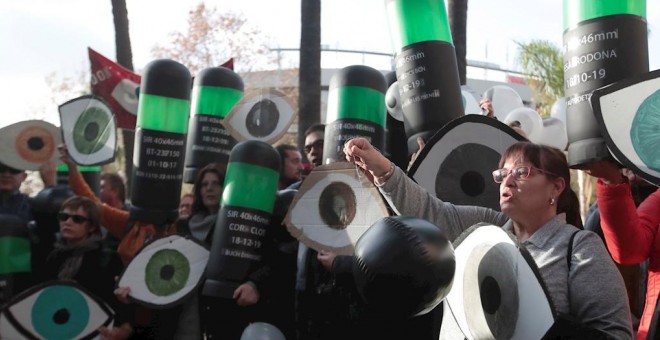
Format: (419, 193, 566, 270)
(0, 161, 31, 223)
(40, 195, 132, 339)
(343, 138, 632, 339)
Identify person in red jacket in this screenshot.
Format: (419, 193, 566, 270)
(587, 160, 660, 340)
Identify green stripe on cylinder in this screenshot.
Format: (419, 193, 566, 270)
(137, 93, 190, 134)
(192, 86, 244, 118)
(78, 166, 102, 172)
(563, 0, 646, 30)
(326, 86, 387, 127)
(386, 0, 453, 51)
(221, 162, 279, 213)
(0, 237, 31, 274)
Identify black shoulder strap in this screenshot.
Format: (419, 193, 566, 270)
(567, 230, 581, 270)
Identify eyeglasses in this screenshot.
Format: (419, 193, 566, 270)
(492, 165, 556, 183)
(304, 139, 324, 154)
(0, 165, 22, 175)
(57, 212, 90, 224)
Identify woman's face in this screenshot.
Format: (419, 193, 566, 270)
(498, 157, 558, 222)
(59, 206, 93, 244)
(201, 172, 222, 212)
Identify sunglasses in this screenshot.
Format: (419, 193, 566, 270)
(304, 139, 324, 154)
(0, 165, 22, 175)
(492, 165, 556, 183)
(57, 212, 90, 224)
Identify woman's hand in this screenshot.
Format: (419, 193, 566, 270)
(233, 282, 259, 306)
(583, 160, 624, 185)
(343, 138, 392, 184)
(317, 250, 337, 270)
(99, 322, 133, 340)
(114, 286, 132, 304)
(57, 144, 78, 170)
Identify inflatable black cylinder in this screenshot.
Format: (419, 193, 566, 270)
(183, 67, 244, 183)
(384, 71, 409, 171)
(386, 0, 464, 155)
(130, 59, 191, 225)
(0, 214, 30, 303)
(563, 0, 648, 167)
(203, 141, 280, 298)
(323, 65, 387, 165)
(353, 216, 455, 320)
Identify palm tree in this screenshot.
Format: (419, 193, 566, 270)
(516, 39, 564, 117)
(111, 0, 135, 193)
(298, 0, 322, 155)
(448, 0, 468, 85)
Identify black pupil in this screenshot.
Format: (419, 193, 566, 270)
(27, 137, 44, 151)
(84, 122, 100, 141)
(160, 264, 175, 280)
(53, 308, 70, 324)
(461, 171, 485, 197)
(480, 276, 501, 314)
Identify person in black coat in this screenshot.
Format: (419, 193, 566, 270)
(41, 195, 132, 339)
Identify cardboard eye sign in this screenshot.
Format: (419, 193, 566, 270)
(59, 95, 117, 166)
(284, 162, 391, 255)
(0, 120, 61, 171)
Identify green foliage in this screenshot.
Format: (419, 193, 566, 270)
(515, 40, 564, 117)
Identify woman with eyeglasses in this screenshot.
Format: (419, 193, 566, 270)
(343, 138, 632, 339)
(42, 196, 133, 339)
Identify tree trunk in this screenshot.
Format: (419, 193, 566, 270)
(298, 0, 322, 155)
(448, 0, 468, 85)
(111, 0, 135, 196)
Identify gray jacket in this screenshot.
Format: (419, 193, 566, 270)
(378, 166, 633, 339)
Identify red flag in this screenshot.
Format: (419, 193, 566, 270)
(220, 58, 234, 70)
(88, 47, 141, 130)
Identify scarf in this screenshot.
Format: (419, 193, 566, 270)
(188, 213, 217, 242)
(48, 234, 102, 280)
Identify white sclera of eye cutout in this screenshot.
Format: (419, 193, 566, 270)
(444, 225, 554, 340)
(503, 107, 543, 142)
(410, 119, 521, 198)
(462, 88, 482, 115)
(59, 96, 117, 166)
(1, 281, 113, 340)
(285, 163, 390, 256)
(111, 78, 140, 116)
(223, 89, 296, 144)
(118, 235, 210, 307)
(596, 81, 660, 181)
(483, 85, 524, 121)
(385, 81, 404, 121)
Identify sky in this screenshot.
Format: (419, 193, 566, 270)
(1, 0, 659, 128)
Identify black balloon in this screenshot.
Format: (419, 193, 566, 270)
(353, 216, 455, 319)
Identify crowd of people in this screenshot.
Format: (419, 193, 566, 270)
(0, 110, 658, 340)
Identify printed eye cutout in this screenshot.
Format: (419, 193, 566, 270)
(0, 281, 114, 340)
(59, 95, 117, 166)
(0, 120, 61, 171)
(110, 78, 140, 116)
(441, 224, 554, 340)
(223, 88, 295, 144)
(482, 85, 524, 121)
(385, 81, 404, 121)
(284, 162, 390, 256)
(591, 69, 660, 186)
(117, 235, 210, 309)
(461, 85, 481, 115)
(408, 115, 526, 211)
